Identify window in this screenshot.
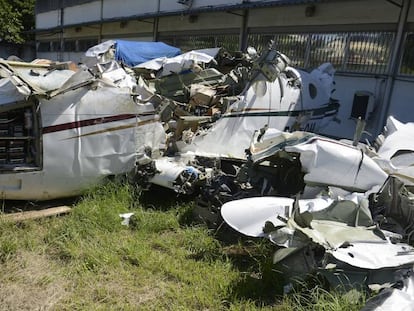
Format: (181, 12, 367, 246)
(51, 41, 61, 52)
(78, 39, 99, 52)
(64, 40, 76, 52)
(37, 42, 50, 52)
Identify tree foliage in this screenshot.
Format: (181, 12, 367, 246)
(0, 0, 35, 43)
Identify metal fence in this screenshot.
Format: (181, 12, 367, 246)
(160, 31, 395, 75)
(160, 34, 240, 53)
(400, 32, 414, 75)
(248, 31, 395, 74)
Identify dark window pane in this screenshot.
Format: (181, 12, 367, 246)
(78, 39, 98, 52)
(64, 40, 76, 52)
(37, 42, 50, 52)
(51, 41, 61, 52)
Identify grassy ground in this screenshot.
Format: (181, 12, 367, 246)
(0, 182, 365, 310)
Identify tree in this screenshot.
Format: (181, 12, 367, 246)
(0, 0, 35, 44)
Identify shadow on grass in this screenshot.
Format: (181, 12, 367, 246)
(135, 184, 196, 212)
(213, 224, 287, 304)
(224, 240, 287, 304)
(136, 185, 288, 306)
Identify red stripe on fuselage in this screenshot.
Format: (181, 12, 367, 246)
(42, 114, 137, 134)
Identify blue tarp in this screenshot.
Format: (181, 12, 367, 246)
(114, 40, 181, 67)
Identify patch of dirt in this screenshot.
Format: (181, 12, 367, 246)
(0, 251, 68, 310)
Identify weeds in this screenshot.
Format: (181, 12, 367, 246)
(0, 180, 367, 310)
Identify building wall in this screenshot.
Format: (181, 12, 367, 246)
(36, 10, 61, 29)
(35, 0, 402, 30)
(65, 1, 101, 24)
(248, 1, 400, 28)
(101, 21, 153, 39)
(158, 12, 242, 33)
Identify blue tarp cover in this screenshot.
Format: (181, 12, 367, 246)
(114, 40, 181, 67)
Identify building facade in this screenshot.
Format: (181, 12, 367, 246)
(34, 0, 414, 138)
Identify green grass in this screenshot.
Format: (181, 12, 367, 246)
(0, 181, 366, 310)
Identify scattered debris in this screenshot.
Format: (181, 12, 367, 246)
(119, 212, 135, 226)
(2, 39, 414, 308)
(217, 118, 414, 306)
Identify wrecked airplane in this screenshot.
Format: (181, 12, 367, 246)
(216, 118, 414, 308)
(2, 38, 414, 309)
(136, 41, 342, 196)
(0, 59, 165, 200)
(221, 193, 414, 282)
(0, 39, 340, 200)
(171, 43, 340, 159)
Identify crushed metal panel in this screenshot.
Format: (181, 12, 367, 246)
(221, 196, 294, 237)
(247, 129, 387, 191)
(374, 116, 414, 185)
(0, 61, 166, 200)
(362, 273, 414, 311)
(369, 176, 414, 240)
(135, 48, 220, 78)
(221, 194, 414, 287)
(283, 136, 388, 191)
(178, 53, 340, 159)
(328, 241, 414, 269)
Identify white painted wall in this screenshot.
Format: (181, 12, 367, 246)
(103, 0, 158, 19)
(319, 75, 388, 139)
(36, 10, 61, 29)
(64, 2, 101, 25)
(388, 80, 414, 124)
